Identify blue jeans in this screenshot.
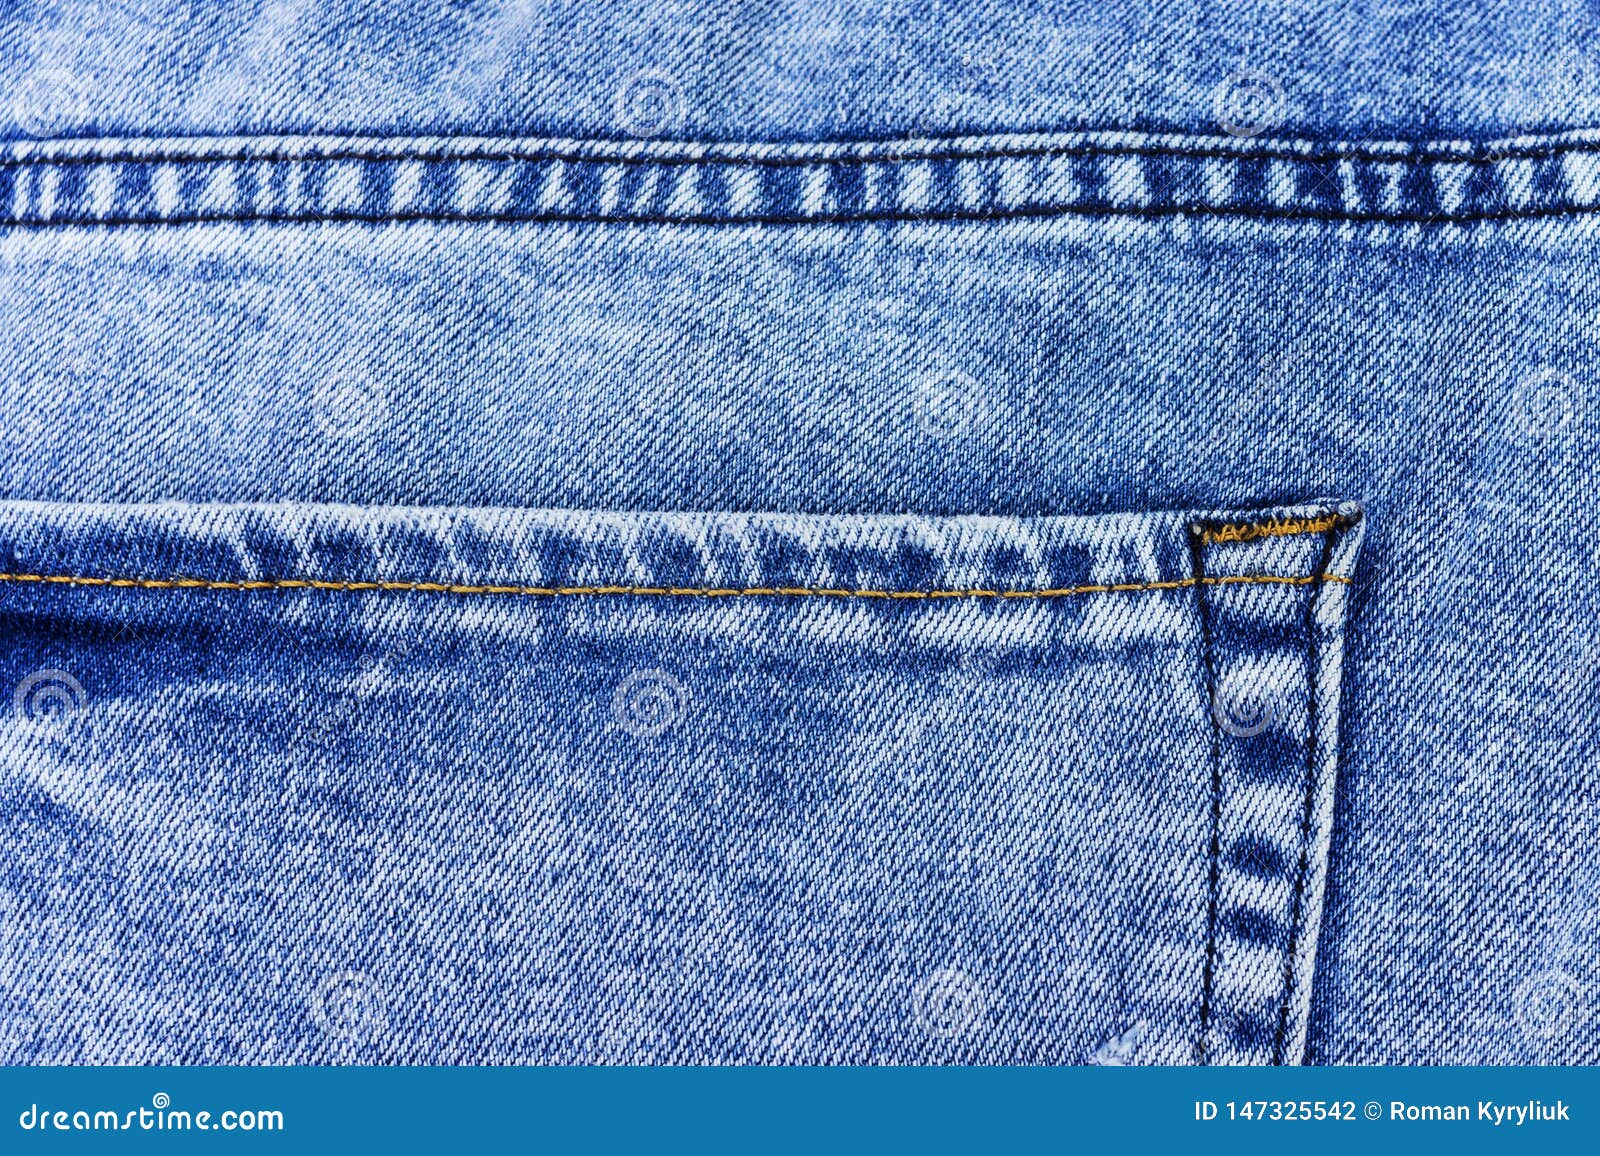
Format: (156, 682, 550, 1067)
(0, 2, 1595, 1065)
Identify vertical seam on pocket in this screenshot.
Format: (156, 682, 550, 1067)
(1190, 524, 1225, 1067)
(1186, 507, 1361, 1066)
(1273, 527, 1340, 1064)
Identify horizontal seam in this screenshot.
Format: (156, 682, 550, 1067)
(2, 202, 1598, 230)
(1, 139, 1596, 169)
(1198, 514, 1344, 544)
(0, 572, 1352, 598)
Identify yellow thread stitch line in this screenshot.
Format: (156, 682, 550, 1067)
(1199, 514, 1343, 544)
(0, 572, 1351, 598)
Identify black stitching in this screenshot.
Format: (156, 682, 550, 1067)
(1272, 523, 1342, 1065)
(1, 136, 1597, 170)
(3, 200, 1600, 231)
(1188, 522, 1223, 1067)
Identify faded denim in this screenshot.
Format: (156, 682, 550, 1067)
(1, 501, 1361, 1064)
(0, 2, 1597, 1065)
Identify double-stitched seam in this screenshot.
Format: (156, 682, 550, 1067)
(5, 204, 1600, 231)
(1189, 526, 1225, 1066)
(1272, 525, 1343, 1065)
(5, 136, 1600, 169)
(4, 130, 1600, 228)
(0, 572, 1352, 598)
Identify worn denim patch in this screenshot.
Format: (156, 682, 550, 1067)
(0, 499, 1361, 1064)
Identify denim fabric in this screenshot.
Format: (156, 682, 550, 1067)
(0, 501, 1361, 1063)
(1, 3, 1598, 1066)
(4, 2, 1600, 141)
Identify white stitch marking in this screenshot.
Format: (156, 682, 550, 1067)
(36, 166, 58, 219)
(666, 165, 700, 216)
(283, 162, 304, 212)
(957, 160, 986, 208)
(484, 161, 518, 213)
(151, 164, 181, 216)
(729, 164, 758, 214)
(1433, 161, 1466, 215)
(597, 164, 623, 214)
(537, 160, 572, 211)
(391, 160, 423, 211)
(631, 167, 660, 212)
(253, 161, 276, 213)
(197, 162, 237, 212)
(996, 157, 1030, 207)
(1040, 153, 1078, 203)
(1268, 159, 1296, 206)
(1500, 158, 1534, 209)
(1562, 151, 1599, 205)
(1104, 154, 1147, 207)
(800, 165, 828, 215)
(1337, 159, 1358, 213)
(901, 161, 932, 211)
(455, 160, 495, 212)
(324, 161, 365, 211)
(88, 163, 118, 217)
(1206, 158, 1232, 205)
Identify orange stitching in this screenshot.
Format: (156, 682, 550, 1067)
(0, 572, 1351, 598)
(1199, 514, 1343, 544)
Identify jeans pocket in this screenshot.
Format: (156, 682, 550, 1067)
(0, 498, 1363, 1064)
